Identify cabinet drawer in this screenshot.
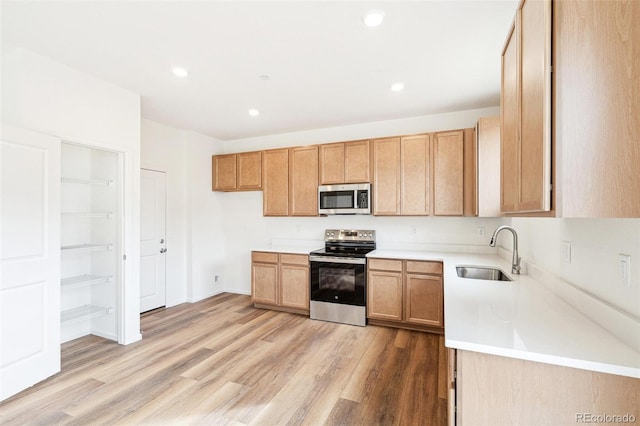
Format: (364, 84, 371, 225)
(406, 260, 443, 275)
(252, 251, 279, 263)
(368, 258, 403, 272)
(279, 253, 308, 266)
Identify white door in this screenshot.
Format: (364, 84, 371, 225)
(139, 169, 166, 313)
(1, 126, 61, 401)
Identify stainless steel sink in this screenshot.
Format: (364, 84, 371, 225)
(456, 266, 512, 282)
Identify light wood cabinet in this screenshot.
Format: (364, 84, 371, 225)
(367, 258, 444, 332)
(373, 132, 472, 216)
(553, 0, 640, 217)
(477, 116, 501, 217)
(212, 151, 262, 191)
(455, 350, 640, 425)
(212, 154, 237, 191)
(251, 251, 278, 305)
(237, 151, 262, 190)
(262, 148, 289, 216)
(371, 137, 401, 215)
(433, 130, 464, 216)
(251, 251, 309, 314)
(400, 134, 430, 215)
(289, 146, 318, 216)
(319, 140, 370, 184)
(500, 0, 552, 214)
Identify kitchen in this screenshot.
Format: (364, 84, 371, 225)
(1, 0, 639, 425)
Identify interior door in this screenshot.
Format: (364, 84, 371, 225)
(139, 169, 167, 313)
(1, 126, 61, 401)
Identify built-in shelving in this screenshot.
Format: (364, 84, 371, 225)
(62, 212, 114, 219)
(60, 142, 120, 344)
(61, 305, 113, 324)
(61, 177, 114, 187)
(61, 243, 113, 253)
(61, 274, 112, 290)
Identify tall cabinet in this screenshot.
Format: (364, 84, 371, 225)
(60, 142, 121, 343)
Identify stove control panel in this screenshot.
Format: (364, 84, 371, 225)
(324, 229, 376, 242)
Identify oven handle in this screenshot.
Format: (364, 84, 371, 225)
(309, 255, 367, 265)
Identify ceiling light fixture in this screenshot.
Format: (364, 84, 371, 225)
(391, 82, 405, 92)
(248, 108, 260, 117)
(172, 67, 189, 77)
(259, 75, 270, 81)
(363, 10, 385, 27)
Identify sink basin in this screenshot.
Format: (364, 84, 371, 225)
(456, 266, 512, 282)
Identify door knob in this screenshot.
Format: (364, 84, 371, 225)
(160, 238, 165, 244)
(160, 248, 167, 253)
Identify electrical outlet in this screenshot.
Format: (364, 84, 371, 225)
(618, 254, 631, 287)
(562, 241, 571, 264)
(477, 227, 485, 237)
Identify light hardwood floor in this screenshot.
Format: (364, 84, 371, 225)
(1, 293, 448, 425)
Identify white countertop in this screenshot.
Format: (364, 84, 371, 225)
(368, 249, 640, 378)
(252, 245, 318, 255)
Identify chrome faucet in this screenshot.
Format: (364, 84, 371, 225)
(489, 226, 521, 274)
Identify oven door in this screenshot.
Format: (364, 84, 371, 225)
(310, 256, 366, 306)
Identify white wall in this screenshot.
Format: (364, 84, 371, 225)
(1, 46, 142, 344)
(502, 218, 640, 317)
(223, 106, 501, 152)
(141, 119, 189, 306)
(140, 119, 226, 305)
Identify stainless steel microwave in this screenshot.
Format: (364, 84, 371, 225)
(318, 183, 371, 215)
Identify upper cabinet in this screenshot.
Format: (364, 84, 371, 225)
(212, 151, 262, 191)
(289, 145, 319, 216)
(319, 140, 370, 184)
(372, 131, 474, 216)
(262, 148, 289, 216)
(476, 116, 501, 217)
(501, 0, 639, 217)
(500, 0, 552, 214)
(553, 0, 639, 217)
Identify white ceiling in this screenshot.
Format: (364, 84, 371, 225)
(1, 1, 517, 141)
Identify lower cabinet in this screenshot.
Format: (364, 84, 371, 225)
(251, 251, 309, 314)
(454, 350, 640, 425)
(367, 257, 444, 332)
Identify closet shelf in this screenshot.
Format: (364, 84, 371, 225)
(62, 212, 114, 219)
(61, 305, 113, 324)
(61, 177, 114, 187)
(61, 243, 113, 252)
(61, 274, 112, 289)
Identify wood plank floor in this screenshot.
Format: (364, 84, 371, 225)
(1, 293, 448, 425)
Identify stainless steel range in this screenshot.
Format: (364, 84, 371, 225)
(309, 229, 376, 326)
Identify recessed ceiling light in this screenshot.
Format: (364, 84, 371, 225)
(248, 108, 260, 117)
(391, 82, 405, 92)
(363, 10, 385, 27)
(172, 67, 188, 77)
(259, 75, 271, 81)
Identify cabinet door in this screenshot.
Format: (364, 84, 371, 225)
(280, 263, 309, 310)
(319, 143, 344, 184)
(404, 273, 443, 327)
(400, 134, 430, 215)
(372, 137, 401, 215)
(433, 131, 464, 216)
(501, 23, 519, 213)
(237, 151, 262, 190)
(367, 270, 403, 321)
(252, 262, 278, 305)
(289, 146, 318, 216)
(519, 0, 551, 212)
(477, 117, 502, 217)
(344, 140, 370, 183)
(212, 154, 237, 191)
(263, 149, 289, 216)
